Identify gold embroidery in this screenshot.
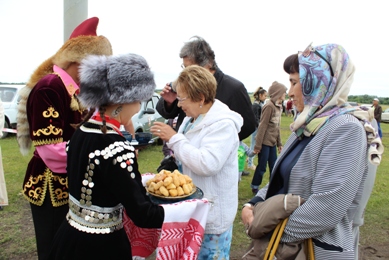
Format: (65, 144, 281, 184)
(54, 188, 69, 200)
(33, 138, 64, 146)
(42, 106, 59, 118)
(52, 174, 68, 186)
(24, 174, 45, 187)
(23, 170, 48, 206)
(33, 124, 63, 136)
(23, 167, 69, 207)
(48, 171, 68, 207)
(29, 187, 44, 199)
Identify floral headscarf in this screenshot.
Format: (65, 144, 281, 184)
(291, 43, 383, 165)
(292, 43, 354, 134)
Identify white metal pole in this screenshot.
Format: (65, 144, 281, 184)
(63, 0, 88, 42)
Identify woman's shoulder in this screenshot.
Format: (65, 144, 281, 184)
(322, 113, 366, 136)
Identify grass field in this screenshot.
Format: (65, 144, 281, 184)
(0, 112, 388, 259)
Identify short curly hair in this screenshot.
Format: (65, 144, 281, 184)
(176, 65, 216, 104)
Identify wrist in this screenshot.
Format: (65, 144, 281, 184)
(242, 203, 253, 210)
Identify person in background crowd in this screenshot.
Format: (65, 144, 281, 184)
(286, 98, 293, 117)
(151, 65, 243, 259)
(0, 99, 6, 211)
(156, 36, 255, 141)
(49, 53, 165, 259)
(250, 82, 286, 194)
(242, 43, 383, 259)
(17, 17, 112, 259)
(372, 98, 382, 138)
(247, 87, 268, 171)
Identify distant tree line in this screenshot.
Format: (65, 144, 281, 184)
(0, 82, 26, 85)
(348, 95, 388, 105)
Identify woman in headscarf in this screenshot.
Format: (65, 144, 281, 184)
(241, 43, 383, 259)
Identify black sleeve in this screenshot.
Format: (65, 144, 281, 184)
(249, 195, 264, 205)
(156, 98, 180, 120)
(252, 103, 259, 128)
(227, 86, 256, 140)
(107, 150, 164, 229)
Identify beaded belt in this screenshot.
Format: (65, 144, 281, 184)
(67, 195, 123, 234)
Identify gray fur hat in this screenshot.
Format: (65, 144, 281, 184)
(78, 53, 156, 108)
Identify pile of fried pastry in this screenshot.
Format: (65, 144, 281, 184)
(146, 170, 195, 197)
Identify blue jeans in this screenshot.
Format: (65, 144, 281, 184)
(247, 128, 258, 167)
(251, 145, 277, 189)
(377, 121, 383, 138)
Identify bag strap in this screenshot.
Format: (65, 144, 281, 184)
(263, 218, 315, 260)
(305, 238, 315, 260)
(264, 217, 288, 260)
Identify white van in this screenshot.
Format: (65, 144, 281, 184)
(0, 84, 25, 138)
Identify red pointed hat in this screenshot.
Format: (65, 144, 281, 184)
(69, 17, 99, 39)
(51, 16, 112, 69)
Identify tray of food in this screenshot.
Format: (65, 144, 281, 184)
(146, 169, 203, 203)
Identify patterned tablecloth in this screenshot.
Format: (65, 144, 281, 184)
(123, 173, 210, 260)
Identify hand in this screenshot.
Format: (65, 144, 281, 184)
(150, 121, 176, 142)
(253, 149, 260, 154)
(160, 83, 177, 105)
(278, 146, 283, 154)
(241, 206, 254, 228)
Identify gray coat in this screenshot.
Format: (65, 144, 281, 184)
(255, 114, 368, 260)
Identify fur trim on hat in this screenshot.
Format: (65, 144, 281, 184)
(52, 35, 112, 70)
(78, 54, 156, 108)
(17, 34, 112, 155)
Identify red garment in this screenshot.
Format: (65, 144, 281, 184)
(286, 100, 293, 110)
(23, 74, 82, 206)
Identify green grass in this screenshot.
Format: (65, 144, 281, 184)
(0, 115, 388, 259)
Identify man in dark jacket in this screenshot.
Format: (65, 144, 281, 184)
(156, 36, 255, 141)
(372, 98, 382, 138)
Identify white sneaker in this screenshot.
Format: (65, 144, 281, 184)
(248, 165, 256, 171)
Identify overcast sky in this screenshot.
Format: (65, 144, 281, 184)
(1, 0, 388, 97)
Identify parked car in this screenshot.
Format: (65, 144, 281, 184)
(360, 104, 372, 109)
(0, 84, 24, 138)
(121, 92, 166, 144)
(348, 101, 359, 106)
(382, 108, 389, 123)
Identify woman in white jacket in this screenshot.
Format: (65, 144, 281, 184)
(152, 65, 243, 259)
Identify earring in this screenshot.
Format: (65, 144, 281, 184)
(200, 103, 203, 108)
(111, 106, 123, 118)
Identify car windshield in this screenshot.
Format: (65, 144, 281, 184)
(0, 87, 17, 102)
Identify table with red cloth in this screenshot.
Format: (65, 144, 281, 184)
(123, 173, 210, 260)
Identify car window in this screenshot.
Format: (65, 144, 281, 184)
(0, 88, 17, 102)
(145, 98, 154, 110)
(384, 108, 389, 113)
(152, 95, 159, 106)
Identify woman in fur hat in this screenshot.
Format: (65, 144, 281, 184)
(48, 53, 165, 259)
(17, 17, 112, 259)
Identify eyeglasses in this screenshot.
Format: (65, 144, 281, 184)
(301, 43, 334, 77)
(181, 64, 185, 69)
(177, 96, 188, 103)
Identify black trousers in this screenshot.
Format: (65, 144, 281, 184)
(30, 191, 68, 260)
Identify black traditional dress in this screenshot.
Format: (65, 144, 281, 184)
(49, 116, 164, 259)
